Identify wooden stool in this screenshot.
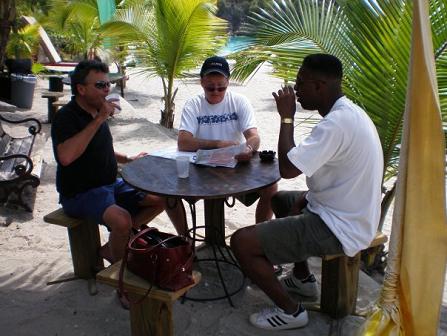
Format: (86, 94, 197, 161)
(307, 232, 388, 318)
(43, 208, 103, 295)
(41, 91, 64, 123)
(97, 261, 201, 336)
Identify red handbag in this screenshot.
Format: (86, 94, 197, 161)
(120, 227, 194, 292)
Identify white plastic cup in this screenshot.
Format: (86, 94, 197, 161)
(105, 93, 121, 114)
(176, 156, 190, 178)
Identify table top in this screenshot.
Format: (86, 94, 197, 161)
(121, 153, 280, 200)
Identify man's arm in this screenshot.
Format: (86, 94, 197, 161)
(115, 151, 148, 164)
(234, 128, 260, 162)
(273, 86, 302, 179)
(57, 102, 113, 166)
(243, 127, 260, 151)
(177, 130, 238, 152)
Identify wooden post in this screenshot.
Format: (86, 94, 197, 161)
(129, 293, 173, 336)
(67, 219, 103, 279)
(320, 253, 361, 318)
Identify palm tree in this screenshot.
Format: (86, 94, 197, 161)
(230, 0, 447, 230)
(100, 0, 228, 128)
(46, 0, 106, 60)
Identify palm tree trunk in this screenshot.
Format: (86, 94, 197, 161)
(160, 76, 177, 129)
(0, 0, 15, 71)
(379, 182, 396, 232)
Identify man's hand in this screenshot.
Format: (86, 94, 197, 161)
(129, 152, 148, 161)
(96, 100, 116, 122)
(234, 144, 253, 162)
(272, 85, 296, 119)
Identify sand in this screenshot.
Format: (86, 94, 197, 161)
(0, 64, 445, 335)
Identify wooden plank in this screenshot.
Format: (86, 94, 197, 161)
(43, 208, 84, 229)
(96, 261, 201, 302)
(0, 136, 34, 174)
(41, 91, 65, 98)
(323, 232, 388, 261)
(0, 133, 10, 155)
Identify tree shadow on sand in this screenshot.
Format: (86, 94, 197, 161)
(109, 118, 178, 143)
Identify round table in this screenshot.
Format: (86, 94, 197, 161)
(121, 153, 280, 245)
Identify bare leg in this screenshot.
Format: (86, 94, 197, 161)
(102, 205, 133, 262)
(164, 198, 188, 236)
(133, 194, 165, 228)
(255, 183, 278, 223)
(230, 225, 299, 314)
(136, 194, 187, 236)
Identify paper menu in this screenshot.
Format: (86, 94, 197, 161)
(194, 143, 247, 168)
(150, 144, 247, 168)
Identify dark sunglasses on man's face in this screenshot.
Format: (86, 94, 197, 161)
(204, 86, 227, 92)
(91, 80, 111, 89)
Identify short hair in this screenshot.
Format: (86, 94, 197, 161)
(301, 54, 342, 80)
(70, 60, 109, 95)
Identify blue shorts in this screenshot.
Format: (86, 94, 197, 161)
(60, 178, 146, 225)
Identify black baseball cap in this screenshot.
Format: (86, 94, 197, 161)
(200, 56, 230, 78)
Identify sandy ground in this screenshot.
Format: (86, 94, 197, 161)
(0, 64, 445, 335)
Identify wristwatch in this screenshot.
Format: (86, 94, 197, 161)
(281, 118, 294, 124)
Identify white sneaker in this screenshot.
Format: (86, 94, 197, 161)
(249, 305, 309, 330)
(280, 273, 318, 297)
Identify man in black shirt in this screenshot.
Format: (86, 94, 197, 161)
(51, 60, 187, 264)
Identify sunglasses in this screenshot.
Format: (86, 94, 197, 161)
(204, 86, 227, 92)
(89, 80, 111, 89)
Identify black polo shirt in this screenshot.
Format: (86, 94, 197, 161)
(51, 98, 118, 198)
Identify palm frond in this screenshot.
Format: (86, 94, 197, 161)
(231, 0, 447, 182)
(231, 0, 347, 83)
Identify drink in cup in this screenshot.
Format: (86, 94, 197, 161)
(176, 156, 190, 178)
(105, 93, 121, 114)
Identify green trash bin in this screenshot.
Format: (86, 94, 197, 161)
(11, 73, 37, 109)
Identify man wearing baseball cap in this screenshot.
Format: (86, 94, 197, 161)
(178, 56, 277, 223)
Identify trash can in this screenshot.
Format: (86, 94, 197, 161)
(49, 75, 64, 92)
(10, 73, 37, 109)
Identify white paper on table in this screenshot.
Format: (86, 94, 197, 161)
(194, 143, 247, 168)
(150, 146, 196, 163)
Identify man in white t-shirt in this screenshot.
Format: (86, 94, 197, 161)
(230, 54, 383, 330)
(178, 56, 277, 223)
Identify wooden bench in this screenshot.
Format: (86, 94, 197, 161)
(0, 114, 43, 211)
(43, 208, 104, 295)
(97, 261, 201, 336)
(307, 232, 388, 318)
(41, 91, 64, 123)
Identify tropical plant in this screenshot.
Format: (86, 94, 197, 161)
(46, 0, 106, 60)
(230, 0, 447, 229)
(100, 0, 228, 128)
(6, 23, 40, 59)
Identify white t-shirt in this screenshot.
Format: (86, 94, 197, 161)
(179, 91, 256, 143)
(287, 96, 383, 257)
